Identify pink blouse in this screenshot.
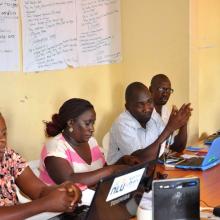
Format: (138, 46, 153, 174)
(39, 134, 105, 190)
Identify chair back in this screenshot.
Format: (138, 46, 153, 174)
(102, 132, 110, 159)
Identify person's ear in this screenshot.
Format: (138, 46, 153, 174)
(67, 119, 73, 127)
(125, 103, 128, 110)
(67, 119, 75, 133)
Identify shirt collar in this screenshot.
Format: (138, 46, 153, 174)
(124, 110, 144, 129)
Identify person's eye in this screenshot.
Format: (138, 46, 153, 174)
(85, 121, 94, 126)
(0, 131, 7, 138)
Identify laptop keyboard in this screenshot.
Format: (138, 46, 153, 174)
(49, 205, 89, 220)
(177, 157, 204, 167)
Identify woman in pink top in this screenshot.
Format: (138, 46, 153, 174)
(39, 98, 136, 189)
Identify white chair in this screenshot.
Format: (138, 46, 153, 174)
(102, 132, 110, 160)
(28, 160, 40, 177)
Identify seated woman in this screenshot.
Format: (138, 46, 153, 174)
(39, 98, 137, 190)
(0, 113, 81, 220)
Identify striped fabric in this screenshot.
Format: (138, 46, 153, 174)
(39, 134, 105, 190)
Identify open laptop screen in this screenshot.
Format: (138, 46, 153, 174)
(85, 162, 148, 220)
(153, 177, 200, 220)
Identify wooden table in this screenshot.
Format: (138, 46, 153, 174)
(131, 162, 220, 220)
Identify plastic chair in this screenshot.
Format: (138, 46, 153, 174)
(102, 132, 110, 159)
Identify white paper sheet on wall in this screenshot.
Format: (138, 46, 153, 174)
(21, 0, 77, 72)
(0, 0, 19, 71)
(21, 0, 121, 72)
(76, 0, 121, 67)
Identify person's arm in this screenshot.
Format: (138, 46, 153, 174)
(131, 103, 192, 162)
(0, 166, 81, 220)
(0, 188, 74, 220)
(170, 124, 187, 152)
(114, 155, 141, 165)
(44, 157, 126, 186)
(169, 103, 192, 152)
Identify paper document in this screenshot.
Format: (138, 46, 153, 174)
(21, 0, 77, 72)
(81, 188, 95, 206)
(0, 0, 19, 71)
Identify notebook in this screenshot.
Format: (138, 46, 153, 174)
(175, 137, 220, 170)
(52, 162, 148, 220)
(152, 177, 200, 220)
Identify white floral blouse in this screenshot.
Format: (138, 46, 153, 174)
(0, 148, 27, 206)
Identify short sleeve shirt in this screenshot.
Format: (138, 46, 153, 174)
(39, 134, 106, 190)
(0, 148, 27, 206)
(107, 110, 165, 164)
(151, 105, 171, 126)
(152, 106, 175, 154)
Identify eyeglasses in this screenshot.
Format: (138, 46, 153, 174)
(157, 87, 174, 94)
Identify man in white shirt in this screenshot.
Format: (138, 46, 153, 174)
(150, 74, 188, 154)
(107, 82, 192, 165)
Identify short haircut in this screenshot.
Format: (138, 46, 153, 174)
(150, 74, 170, 88)
(125, 82, 147, 103)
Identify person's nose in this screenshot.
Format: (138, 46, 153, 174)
(143, 103, 154, 113)
(89, 124, 95, 133)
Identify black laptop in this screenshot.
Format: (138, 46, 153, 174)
(153, 177, 200, 220)
(52, 162, 148, 220)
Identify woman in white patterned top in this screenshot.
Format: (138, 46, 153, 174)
(0, 113, 81, 220)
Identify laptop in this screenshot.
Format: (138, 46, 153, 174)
(52, 162, 148, 220)
(204, 133, 220, 145)
(152, 177, 200, 220)
(175, 137, 220, 170)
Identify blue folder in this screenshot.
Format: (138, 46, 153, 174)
(176, 137, 220, 171)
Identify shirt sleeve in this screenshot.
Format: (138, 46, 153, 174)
(10, 150, 28, 179)
(44, 138, 68, 159)
(114, 121, 143, 155)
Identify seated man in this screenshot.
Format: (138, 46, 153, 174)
(149, 74, 189, 153)
(107, 82, 192, 165)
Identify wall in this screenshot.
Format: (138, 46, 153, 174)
(0, 66, 124, 160)
(0, 0, 190, 160)
(189, 0, 199, 143)
(197, 0, 220, 136)
(122, 0, 190, 107)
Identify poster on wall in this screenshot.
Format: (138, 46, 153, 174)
(21, 0, 78, 72)
(76, 0, 121, 67)
(21, 0, 121, 72)
(0, 0, 19, 71)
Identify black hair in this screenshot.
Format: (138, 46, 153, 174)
(150, 74, 170, 88)
(125, 82, 148, 103)
(45, 98, 94, 137)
